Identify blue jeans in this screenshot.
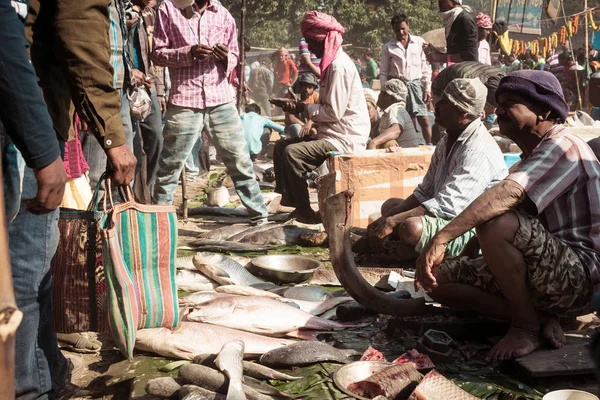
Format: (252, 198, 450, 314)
(185, 137, 201, 176)
(153, 102, 267, 221)
(4, 161, 66, 400)
(1, 131, 25, 222)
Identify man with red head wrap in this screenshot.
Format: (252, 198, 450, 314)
(272, 11, 370, 224)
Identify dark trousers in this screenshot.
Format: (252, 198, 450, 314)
(273, 136, 336, 211)
(132, 92, 164, 203)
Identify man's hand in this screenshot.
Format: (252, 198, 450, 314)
(366, 140, 377, 150)
(23, 156, 67, 215)
(192, 44, 214, 61)
(423, 91, 432, 103)
(212, 43, 229, 62)
(372, 216, 399, 239)
(300, 120, 313, 137)
(131, 69, 151, 89)
(158, 95, 167, 118)
(415, 237, 447, 292)
(105, 144, 137, 186)
(281, 101, 306, 114)
(126, 14, 139, 30)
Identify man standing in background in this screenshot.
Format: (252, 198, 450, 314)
(424, 0, 478, 64)
(364, 49, 378, 87)
(152, 0, 268, 225)
(274, 47, 299, 97)
(248, 56, 274, 117)
(380, 14, 433, 144)
(129, 0, 167, 201)
(476, 12, 492, 65)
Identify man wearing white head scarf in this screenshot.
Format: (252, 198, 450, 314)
(366, 78, 507, 260)
(367, 79, 424, 149)
(423, 0, 478, 64)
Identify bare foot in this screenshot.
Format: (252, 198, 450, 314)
(540, 317, 566, 349)
(487, 325, 541, 362)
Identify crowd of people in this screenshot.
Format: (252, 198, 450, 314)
(2, 0, 600, 398)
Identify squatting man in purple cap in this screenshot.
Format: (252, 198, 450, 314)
(415, 70, 600, 361)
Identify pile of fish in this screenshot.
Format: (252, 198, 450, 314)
(188, 223, 327, 252)
(143, 340, 361, 399)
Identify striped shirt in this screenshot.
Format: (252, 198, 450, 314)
(109, 0, 127, 89)
(298, 38, 321, 74)
(153, 0, 238, 109)
(413, 119, 508, 219)
(507, 125, 600, 285)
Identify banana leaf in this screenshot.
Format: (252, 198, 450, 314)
(450, 372, 543, 400)
(271, 363, 353, 399)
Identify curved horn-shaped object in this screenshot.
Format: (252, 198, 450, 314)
(325, 190, 428, 316)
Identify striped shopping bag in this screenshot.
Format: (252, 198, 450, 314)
(100, 180, 179, 360)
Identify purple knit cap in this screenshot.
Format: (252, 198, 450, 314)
(495, 70, 569, 120)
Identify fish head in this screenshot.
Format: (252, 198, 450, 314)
(187, 297, 236, 321)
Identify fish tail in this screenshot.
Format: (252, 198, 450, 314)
(227, 383, 247, 400)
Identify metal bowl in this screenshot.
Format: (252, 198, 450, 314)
(249, 255, 321, 284)
(333, 361, 393, 400)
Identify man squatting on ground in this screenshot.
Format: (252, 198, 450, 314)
(416, 71, 600, 361)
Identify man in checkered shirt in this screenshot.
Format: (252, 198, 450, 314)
(152, 0, 267, 224)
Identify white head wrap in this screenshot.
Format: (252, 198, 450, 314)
(383, 79, 409, 104)
(442, 78, 487, 116)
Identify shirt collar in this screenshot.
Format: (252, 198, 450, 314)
(393, 34, 416, 47)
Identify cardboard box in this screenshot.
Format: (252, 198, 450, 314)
(323, 147, 434, 228)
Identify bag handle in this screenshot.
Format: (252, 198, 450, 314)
(102, 177, 135, 212)
(87, 172, 110, 212)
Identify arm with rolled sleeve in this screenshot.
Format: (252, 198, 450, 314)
(379, 43, 390, 87)
(306, 63, 350, 124)
(152, 3, 194, 68)
(264, 118, 285, 134)
(0, 0, 60, 169)
(420, 150, 504, 219)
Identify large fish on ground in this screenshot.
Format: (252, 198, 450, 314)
(216, 285, 281, 299)
(281, 286, 333, 302)
(188, 239, 276, 253)
(227, 224, 278, 242)
(193, 354, 301, 381)
(199, 225, 250, 240)
(176, 270, 220, 292)
(176, 256, 196, 270)
(179, 385, 225, 400)
(215, 341, 246, 400)
(284, 296, 354, 315)
(193, 252, 269, 287)
(238, 226, 321, 246)
(135, 322, 293, 359)
(186, 296, 353, 336)
(179, 291, 231, 307)
(179, 364, 272, 400)
(259, 341, 361, 367)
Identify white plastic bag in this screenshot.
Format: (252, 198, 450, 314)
(128, 86, 152, 121)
